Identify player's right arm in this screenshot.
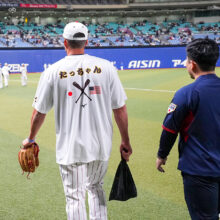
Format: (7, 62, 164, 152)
(29, 109, 46, 140)
(23, 70, 53, 148)
(23, 109, 46, 148)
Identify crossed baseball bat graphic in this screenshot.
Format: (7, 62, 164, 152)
(73, 79, 92, 103)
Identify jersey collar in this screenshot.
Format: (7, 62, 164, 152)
(196, 73, 217, 81)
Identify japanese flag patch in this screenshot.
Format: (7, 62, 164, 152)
(167, 103, 177, 114)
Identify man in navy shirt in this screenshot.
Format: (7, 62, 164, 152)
(156, 38, 220, 220)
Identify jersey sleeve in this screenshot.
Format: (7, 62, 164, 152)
(32, 70, 53, 114)
(109, 64, 127, 109)
(158, 129, 178, 159)
(162, 88, 189, 134)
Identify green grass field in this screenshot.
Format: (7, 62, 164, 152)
(1, 68, 220, 220)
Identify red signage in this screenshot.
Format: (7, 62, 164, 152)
(20, 4, 57, 8)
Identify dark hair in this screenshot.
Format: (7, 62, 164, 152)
(67, 32, 87, 49)
(186, 38, 219, 71)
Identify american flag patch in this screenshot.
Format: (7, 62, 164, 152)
(89, 86, 101, 95)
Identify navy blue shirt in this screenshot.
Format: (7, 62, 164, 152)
(162, 74, 220, 177)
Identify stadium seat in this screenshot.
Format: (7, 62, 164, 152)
(0, 20, 219, 47)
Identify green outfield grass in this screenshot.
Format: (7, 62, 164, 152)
(0, 68, 220, 220)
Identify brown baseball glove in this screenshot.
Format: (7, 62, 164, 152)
(18, 143, 39, 177)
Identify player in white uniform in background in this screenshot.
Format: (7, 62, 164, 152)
(22, 22, 132, 220)
(43, 63, 47, 71)
(0, 63, 3, 89)
(2, 63, 10, 87)
(20, 63, 27, 86)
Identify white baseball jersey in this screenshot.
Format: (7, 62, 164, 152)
(20, 66, 27, 75)
(20, 66, 27, 86)
(2, 66, 10, 76)
(33, 54, 127, 165)
(0, 67, 2, 88)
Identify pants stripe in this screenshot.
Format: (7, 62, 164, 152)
(77, 165, 80, 220)
(81, 165, 85, 220)
(60, 161, 108, 220)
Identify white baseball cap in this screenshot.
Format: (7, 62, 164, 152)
(63, 22, 88, 40)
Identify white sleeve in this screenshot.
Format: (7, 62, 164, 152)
(32, 70, 53, 114)
(109, 64, 127, 109)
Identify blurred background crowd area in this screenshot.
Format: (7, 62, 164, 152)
(0, 0, 219, 47)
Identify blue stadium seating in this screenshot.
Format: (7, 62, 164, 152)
(1, 21, 219, 47)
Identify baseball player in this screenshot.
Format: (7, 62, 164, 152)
(20, 63, 27, 86)
(22, 22, 132, 220)
(43, 63, 47, 71)
(2, 63, 10, 87)
(156, 38, 220, 219)
(0, 63, 3, 89)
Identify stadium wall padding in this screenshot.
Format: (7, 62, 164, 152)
(0, 46, 220, 73)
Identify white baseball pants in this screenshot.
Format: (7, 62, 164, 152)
(21, 74, 27, 86)
(59, 161, 108, 220)
(3, 74, 9, 87)
(0, 74, 2, 88)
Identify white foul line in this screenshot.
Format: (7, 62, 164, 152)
(10, 79, 38, 84)
(124, 87, 176, 93)
(10, 80, 176, 93)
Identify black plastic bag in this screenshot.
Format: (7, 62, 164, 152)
(109, 159, 137, 201)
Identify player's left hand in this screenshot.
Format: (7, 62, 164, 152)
(120, 141, 132, 162)
(156, 157, 167, 172)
